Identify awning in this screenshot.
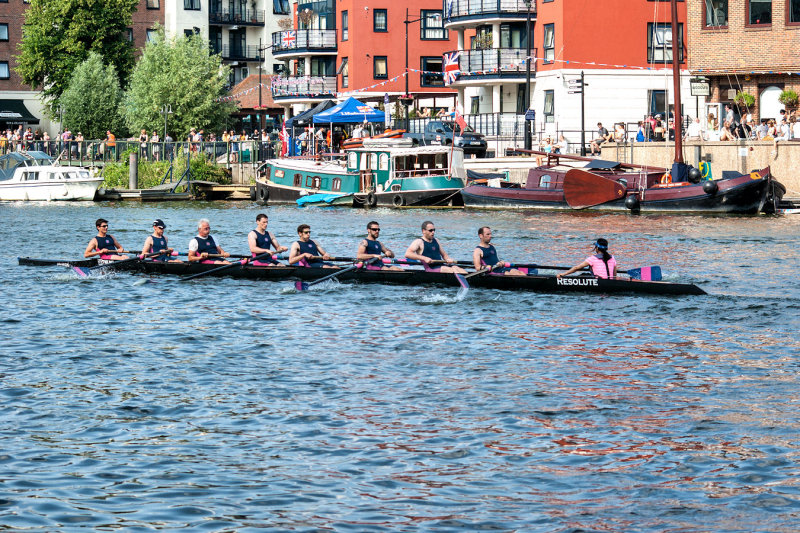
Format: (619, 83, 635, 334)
(0, 99, 40, 125)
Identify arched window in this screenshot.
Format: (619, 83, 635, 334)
(759, 86, 783, 121)
(539, 174, 552, 188)
(332, 178, 341, 191)
(293, 173, 302, 187)
(379, 153, 389, 171)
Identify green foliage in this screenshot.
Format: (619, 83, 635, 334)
(779, 90, 799, 107)
(734, 91, 755, 108)
(60, 52, 125, 139)
(16, 0, 137, 109)
(124, 28, 236, 140)
(101, 148, 229, 190)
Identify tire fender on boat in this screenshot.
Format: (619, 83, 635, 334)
(258, 186, 269, 202)
(249, 186, 256, 201)
(392, 194, 404, 207)
(702, 180, 718, 195)
(624, 193, 640, 211)
(366, 192, 378, 208)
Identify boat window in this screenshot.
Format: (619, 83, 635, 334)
(294, 173, 302, 187)
(311, 176, 321, 188)
(347, 152, 357, 169)
(379, 153, 389, 171)
(48, 173, 56, 180)
(370, 153, 378, 170)
(332, 177, 341, 191)
(539, 174, 552, 187)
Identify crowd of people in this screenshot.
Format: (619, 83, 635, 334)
(83, 216, 621, 280)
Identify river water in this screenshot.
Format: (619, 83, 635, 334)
(1, 201, 799, 532)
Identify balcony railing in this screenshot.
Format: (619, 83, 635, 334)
(408, 112, 527, 137)
(448, 48, 534, 77)
(219, 45, 261, 61)
(444, 0, 535, 20)
(272, 29, 338, 54)
(271, 76, 337, 99)
(209, 9, 266, 25)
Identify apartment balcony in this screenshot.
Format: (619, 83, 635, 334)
(271, 30, 338, 59)
(447, 47, 534, 85)
(444, 0, 534, 28)
(271, 76, 337, 102)
(209, 9, 266, 26)
(217, 45, 262, 62)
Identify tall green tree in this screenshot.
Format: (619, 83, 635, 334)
(16, 0, 137, 111)
(60, 52, 125, 139)
(124, 30, 235, 139)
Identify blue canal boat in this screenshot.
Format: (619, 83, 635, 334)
(254, 138, 466, 208)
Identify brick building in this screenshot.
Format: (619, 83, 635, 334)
(688, 0, 800, 122)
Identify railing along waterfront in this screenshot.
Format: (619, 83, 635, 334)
(209, 9, 265, 25)
(445, 0, 535, 19)
(271, 76, 337, 98)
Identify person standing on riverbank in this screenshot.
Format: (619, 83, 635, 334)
(83, 219, 128, 260)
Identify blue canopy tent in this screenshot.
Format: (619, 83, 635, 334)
(312, 97, 385, 124)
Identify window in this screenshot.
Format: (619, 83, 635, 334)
(374, 56, 387, 79)
(748, 0, 771, 24)
(791, 0, 800, 23)
(500, 23, 525, 48)
(374, 9, 387, 32)
(544, 90, 554, 123)
(342, 11, 348, 40)
(338, 57, 348, 88)
(147, 0, 159, 8)
(543, 24, 554, 63)
(146, 29, 157, 43)
(273, 0, 289, 14)
(0, 62, 9, 80)
(648, 89, 666, 116)
(420, 57, 443, 87)
(184, 0, 200, 10)
(184, 29, 194, 37)
(470, 96, 480, 114)
(703, 0, 728, 27)
(0, 24, 8, 42)
(273, 63, 284, 74)
(647, 23, 683, 63)
(421, 10, 447, 40)
(126, 28, 133, 42)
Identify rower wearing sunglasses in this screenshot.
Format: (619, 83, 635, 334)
(288, 224, 334, 268)
(405, 220, 466, 274)
(83, 218, 128, 261)
(356, 221, 402, 271)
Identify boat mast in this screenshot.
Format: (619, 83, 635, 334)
(671, 0, 683, 164)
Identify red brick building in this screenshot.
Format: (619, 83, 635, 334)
(688, 0, 800, 121)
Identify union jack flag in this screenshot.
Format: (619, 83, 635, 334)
(282, 31, 296, 48)
(442, 51, 460, 86)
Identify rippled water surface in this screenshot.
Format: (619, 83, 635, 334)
(2, 201, 800, 531)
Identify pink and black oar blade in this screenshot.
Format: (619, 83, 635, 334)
(295, 281, 310, 291)
(627, 266, 662, 281)
(73, 266, 91, 278)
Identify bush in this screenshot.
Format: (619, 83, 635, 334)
(734, 91, 755, 107)
(779, 90, 798, 107)
(101, 148, 229, 190)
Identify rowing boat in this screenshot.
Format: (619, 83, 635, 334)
(18, 257, 707, 295)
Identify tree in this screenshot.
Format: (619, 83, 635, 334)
(60, 52, 125, 139)
(124, 29, 236, 139)
(16, 0, 137, 110)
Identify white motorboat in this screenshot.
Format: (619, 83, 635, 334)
(0, 151, 103, 201)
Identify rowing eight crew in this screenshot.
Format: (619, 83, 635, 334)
(83, 217, 620, 279)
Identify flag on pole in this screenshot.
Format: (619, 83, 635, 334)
(282, 30, 297, 48)
(454, 107, 467, 134)
(280, 120, 288, 157)
(443, 51, 460, 86)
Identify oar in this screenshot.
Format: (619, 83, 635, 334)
(294, 261, 366, 291)
(73, 251, 161, 277)
(563, 168, 627, 209)
(454, 262, 505, 298)
(500, 262, 662, 280)
(179, 252, 273, 282)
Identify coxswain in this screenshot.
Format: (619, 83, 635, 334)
(557, 238, 618, 279)
(188, 218, 230, 264)
(248, 213, 288, 266)
(141, 219, 180, 262)
(83, 218, 128, 260)
(404, 220, 466, 274)
(356, 221, 402, 271)
(472, 226, 524, 276)
(288, 224, 334, 268)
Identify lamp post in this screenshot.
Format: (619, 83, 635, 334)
(404, 10, 439, 131)
(257, 41, 275, 133)
(524, 0, 532, 150)
(160, 104, 172, 140)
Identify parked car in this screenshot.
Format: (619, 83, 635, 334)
(403, 120, 487, 158)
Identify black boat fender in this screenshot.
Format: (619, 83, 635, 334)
(258, 186, 269, 202)
(702, 180, 719, 195)
(366, 192, 378, 208)
(249, 186, 256, 201)
(624, 193, 640, 211)
(392, 194, 404, 207)
(688, 167, 702, 184)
